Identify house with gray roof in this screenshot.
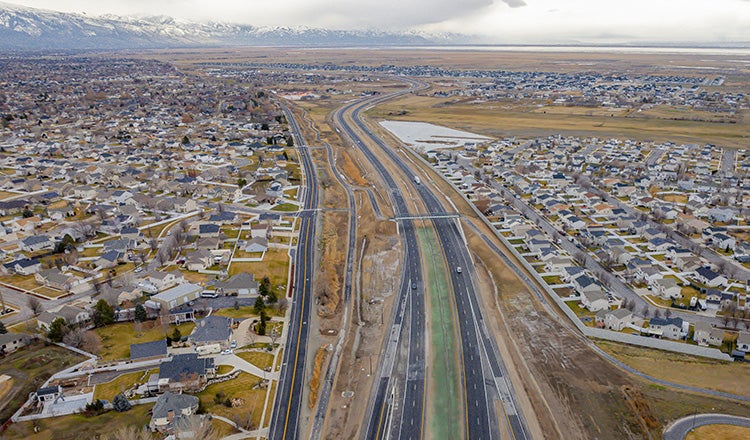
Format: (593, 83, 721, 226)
(147, 283, 201, 311)
(149, 391, 200, 433)
(158, 353, 215, 392)
(214, 272, 258, 296)
(130, 339, 168, 360)
(189, 315, 232, 347)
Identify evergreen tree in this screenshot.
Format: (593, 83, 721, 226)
(254, 296, 265, 314)
(112, 393, 132, 412)
(47, 317, 69, 342)
(92, 299, 115, 327)
(134, 304, 147, 322)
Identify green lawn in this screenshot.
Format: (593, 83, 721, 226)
(198, 373, 268, 430)
(93, 321, 195, 361)
(236, 351, 275, 370)
(229, 248, 290, 289)
(0, 342, 85, 424)
(3, 403, 152, 440)
(270, 203, 299, 212)
(93, 369, 156, 401)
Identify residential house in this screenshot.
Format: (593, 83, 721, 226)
(648, 317, 685, 340)
(572, 274, 601, 295)
(21, 235, 54, 253)
(561, 266, 585, 283)
(37, 305, 90, 331)
(0, 332, 31, 355)
(35, 385, 62, 403)
(157, 353, 215, 392)
(147, 283, 202, 311)
(35, 268, 75, 291)
(250, 222, 269, 239)
(244, 237, 268, 254)
(693, 322, 724, 346)
(580, 288, 609, 312)
(130, 339, 168, 361)
(95, 250, 123, 269)
(148, 271, 186, 291)
(189, 315, 233, 347)
(198, 224, 221, 238)
(694, 266, 728, 288)
(2, 258, 41, 275)
(599, 308, 635, 331)
(651, 278, 682, 300)
(184, 249, 213, 272)
(213, 272, 258, 296)
(149, 392, 200, 433)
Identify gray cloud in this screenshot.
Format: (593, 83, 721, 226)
(501, 0, 527, 7)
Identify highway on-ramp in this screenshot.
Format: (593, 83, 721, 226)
(663, 414, 750, 440)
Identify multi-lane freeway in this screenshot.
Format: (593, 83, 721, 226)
(336, 79, 532, 440)
(268, 106, 319, 440)
(332, 92, 427, 440)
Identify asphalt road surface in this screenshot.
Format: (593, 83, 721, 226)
(663, 413, 750, 440)
(267, 106, 319, 440)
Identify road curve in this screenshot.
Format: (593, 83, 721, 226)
(663, 413, 750, 440)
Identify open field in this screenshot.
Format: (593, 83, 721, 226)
(686, 424, 750, 440)
(93, 321, 195, 361)
(3, 403, 152, 440)
(596, 341, 750, 397)
(0, 342, 85, 424)
(366, 95, 749, 148)
(228, 248, 289, 289)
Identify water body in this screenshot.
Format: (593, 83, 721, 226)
(380, 120, 492, 152)
(388, 45, 750, 56)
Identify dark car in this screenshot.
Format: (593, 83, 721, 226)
(411, 282, 417, 290)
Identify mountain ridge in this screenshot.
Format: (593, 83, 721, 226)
(0, 1, 441, 50)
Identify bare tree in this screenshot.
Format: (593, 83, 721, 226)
(62, 327, 86, 348)
(641, 305, 650, 319)
(28, 296, 43, 315)
(653, 308, 662, 319)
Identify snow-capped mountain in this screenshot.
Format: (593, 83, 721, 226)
(0, 1, 436, 50)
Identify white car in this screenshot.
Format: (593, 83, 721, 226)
(134, 266, 143, 273)
(456, 266, 462, 273)
(221, 349, 233, 355)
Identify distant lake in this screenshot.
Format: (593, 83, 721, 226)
(379, 45, 750, 57)
(380, 120, 492, 152)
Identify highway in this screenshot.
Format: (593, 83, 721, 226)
(332, 95, 427, 440)
(268, 106, 319, 440)
(337, 79, 531, 440)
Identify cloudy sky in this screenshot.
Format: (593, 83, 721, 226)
(10, 0, 750, 44)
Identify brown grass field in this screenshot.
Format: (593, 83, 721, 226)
(686, 424, 750, 440)
(596, 341, 750, 398)
(366, 94, 749, 148)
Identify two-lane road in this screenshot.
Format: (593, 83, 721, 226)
(268, 106, 319, 440)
